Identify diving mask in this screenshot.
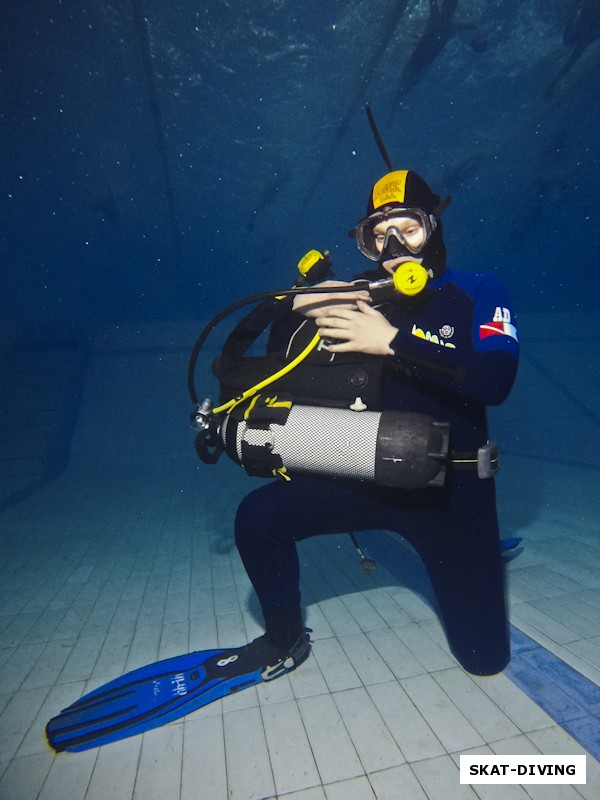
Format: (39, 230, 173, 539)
(354, 207, 437, 261)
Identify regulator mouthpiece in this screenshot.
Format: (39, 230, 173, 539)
(368, 261, 429, 302)
(392, 261, 429, 295)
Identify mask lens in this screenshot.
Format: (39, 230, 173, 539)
(355, 208, 432, 260)
(381, 215, 427, 255)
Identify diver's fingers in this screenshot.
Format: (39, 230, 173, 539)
(311, 295, 369, 309)
(315, 307, 360, 322)
(315, 314, 354, 328)
(294, 293, 368, 316)
(303, 300, 359, 314)
(317, 326, 353, 340)
(321, 340, 355, 352)
(340, 290, 371, 302)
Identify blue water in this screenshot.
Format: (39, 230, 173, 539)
(2, 0, 599, 340)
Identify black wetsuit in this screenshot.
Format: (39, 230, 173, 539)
(233, 267, 519, 675)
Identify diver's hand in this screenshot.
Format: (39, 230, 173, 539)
(292, 280, 371, 318)
(316, 300, 398, 356)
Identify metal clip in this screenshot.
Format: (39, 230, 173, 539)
(477, 441, 500, 479)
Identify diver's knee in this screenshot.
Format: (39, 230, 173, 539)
(234, 487, 275, 549)
(235, 484, 293, 552)
(234, 492, 257, 542)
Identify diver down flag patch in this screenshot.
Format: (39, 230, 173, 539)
(480, 321, 518, 341)
(480, 307, 518, 342)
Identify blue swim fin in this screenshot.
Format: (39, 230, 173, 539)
(46, 634, 310, 753)
(500, 537, 523, 561)
(501, 537, 523, 552)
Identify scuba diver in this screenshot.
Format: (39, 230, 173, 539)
(205, 168, 519, 679)
(45, 167, 521, 754)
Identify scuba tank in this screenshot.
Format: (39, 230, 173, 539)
(219, 401, 449, 489)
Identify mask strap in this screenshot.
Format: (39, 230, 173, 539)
(433, 195, 452, 218)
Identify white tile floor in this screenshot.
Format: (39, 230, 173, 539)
(0, 314, 599, 799)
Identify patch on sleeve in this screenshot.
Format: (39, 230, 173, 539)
(480, 307, 518, 342)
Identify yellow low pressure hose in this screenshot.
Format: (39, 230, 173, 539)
(212, 332, 321, 415)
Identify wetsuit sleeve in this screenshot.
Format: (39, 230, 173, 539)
(388, 274, 519, 406)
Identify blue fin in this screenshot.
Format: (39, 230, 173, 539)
(46, 643, 293, 752)
(500, 537, 523, 552)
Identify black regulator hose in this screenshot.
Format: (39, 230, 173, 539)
(187, 282, 374, 406)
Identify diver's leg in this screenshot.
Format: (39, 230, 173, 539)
(397, 473, 509, 675)
(235, 473, 509, 675)
(234, 477, 372, 647)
